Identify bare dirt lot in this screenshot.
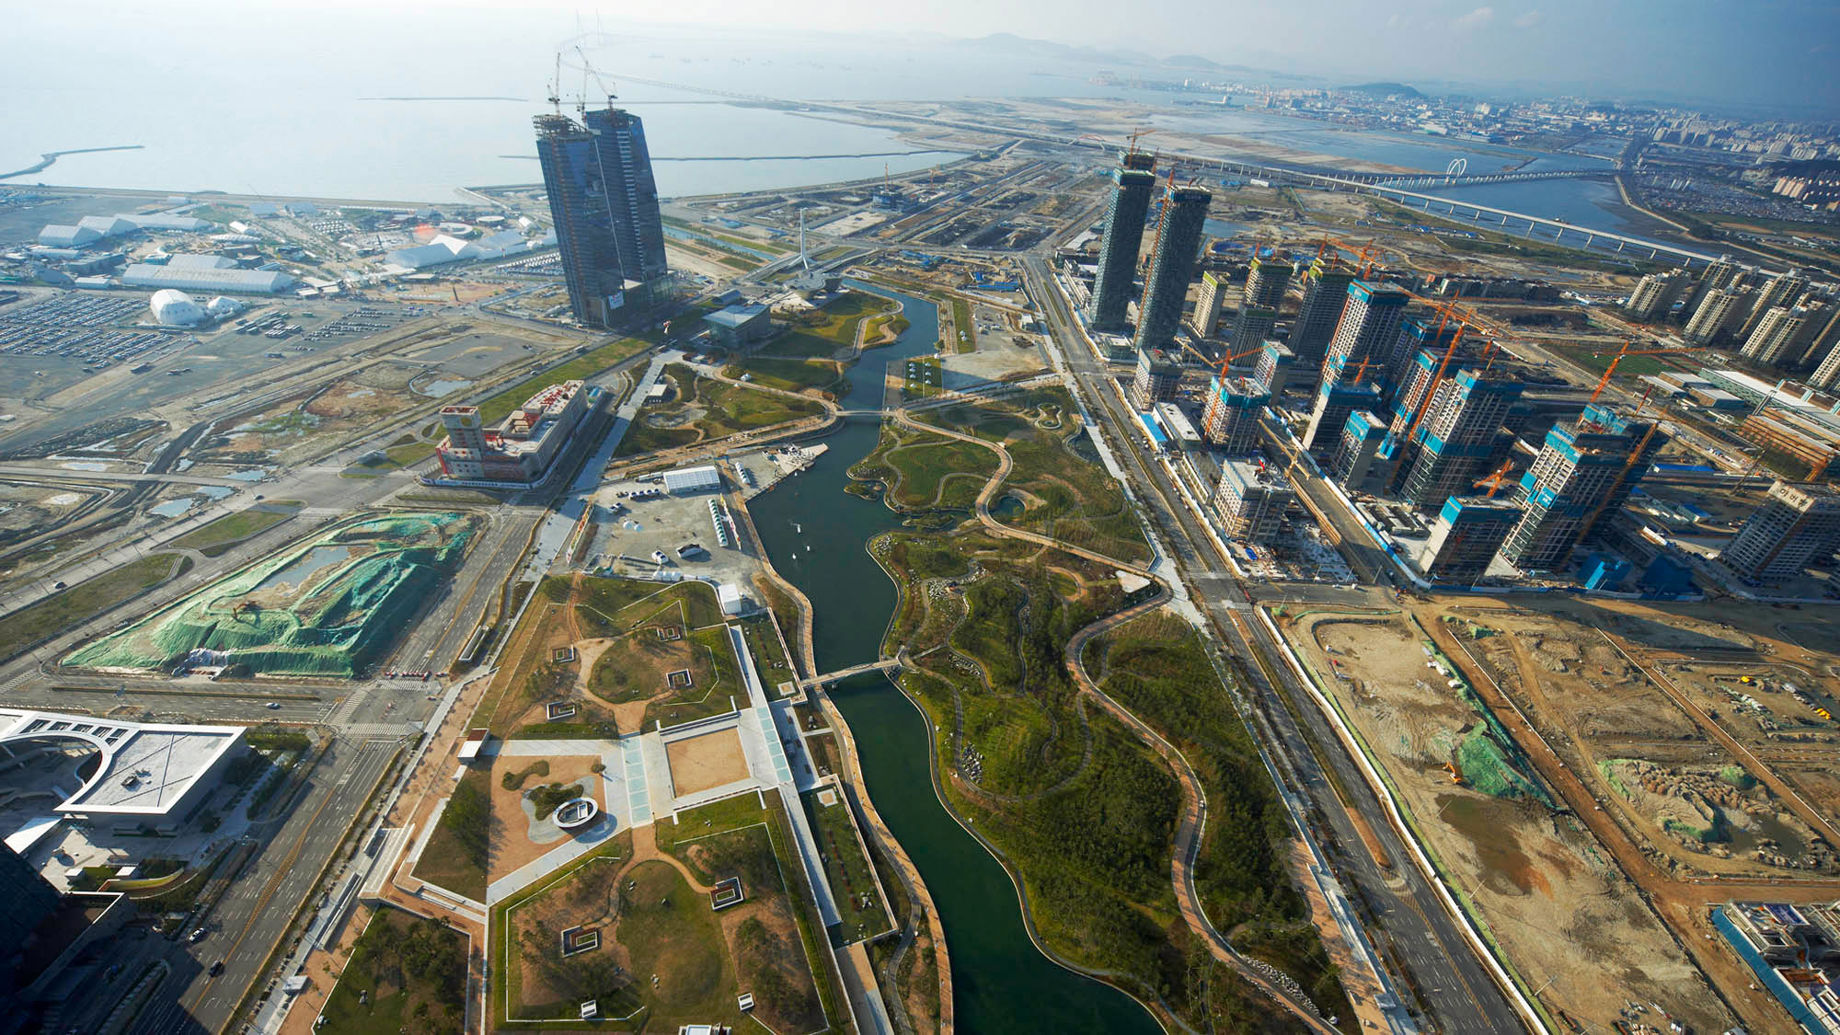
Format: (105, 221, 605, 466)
(666, 729, 752, 797)
(1281, 605, 1738, 1034)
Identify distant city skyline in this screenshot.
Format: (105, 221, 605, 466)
(8, 1, 1837, 114)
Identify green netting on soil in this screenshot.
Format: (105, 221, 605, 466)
(65, 512, 475, 678)
(1455, 726, 1549, 802)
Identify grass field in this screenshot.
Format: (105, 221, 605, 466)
(1085, 611, 1351, 1015)
(320, 906, 467, 1035)
(168, 504, 299, 557)
(617, 365, 824, 458)
(478, 337, 651, 425)
(868, 487, 1333, 1029)
(853, 424, 1000, 511)
(919, 387, 1151, 564)
(0, 553, 190, 664)
(1546, 342, 1697, 378)
(415, 768, 491, 901)
(950, 296, 975, 352)
(738, 613, 795, 691)
(661, 796, 838, 1033)
(756, 291, 895, 361)
(722, 356, 846, 397)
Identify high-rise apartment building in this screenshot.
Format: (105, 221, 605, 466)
(1741, 306, 1810, 366)
(1500, 404, 1665, 571)
(1191, 270, 1229, 339)
(1329, 410, 1389, 493)
(1214, 459, 1294, 541)
(1416, 496, 1521, 584)
(1382, 315, 1461, 401)
(1719, 481, 1840, 579)
(1739, 270, 1809, 339)
(1133, 185, 1213, 351)
(1242, 256, 1293, 310)
(535, 106, 669, 327)
(1626, 271, 1686, 321)
(1229, 304, 1277, 355)
(1322, 281, 1410, 382)
(1253, 341, 1296, 397)
(1680, 256, 1742, 318)
(1287, 258, 1359, 377)
(1086, 155, 1159, 332)
(1684, 287, 1749, 345)
(1301, 356, 1385, 459)
(1397, 370, 1524, 509)
(1130, 348, 1183, 409)
(1200, 374, 1270, 453)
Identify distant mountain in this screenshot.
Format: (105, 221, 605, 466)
(1342, 81, 1424, 98)
(964, 32, 1149, 67)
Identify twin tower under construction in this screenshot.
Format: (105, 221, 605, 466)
(1085, 152, 1214, 351)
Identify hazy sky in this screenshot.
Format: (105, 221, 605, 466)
(8, 0, 1838, 113)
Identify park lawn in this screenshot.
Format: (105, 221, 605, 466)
(723, 356, 846, 397)
(951, 296, 975, 352)
(477, 337, 650, 425)
(1084, 610, 1351, 1016)
(662, 798, 842, 1032)
(5, 553, 190, 664)
(319, 906, 467, 1035)
(695, 378, 825, 434)
(851, 423, 999, 511)
(168, 504, 299, 557)
(568, 575, 727, 634)
(801, 789, 893, 942)
(614, 861, 737, 1026)
(1546, 342, 1695, 378)
(644, 626, 743, 728)
(756, 290, 894, 361)
(414, 768, 491, 902)
(492, 836, 640, 1026)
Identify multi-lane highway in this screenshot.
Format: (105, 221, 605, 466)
(1023, 253, 1530, 1032)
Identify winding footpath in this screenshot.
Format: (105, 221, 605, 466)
(887, 400, 1339, 1034)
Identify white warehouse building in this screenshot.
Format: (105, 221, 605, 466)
(148, 289, 204, 326)
(121, 263, 296, 294)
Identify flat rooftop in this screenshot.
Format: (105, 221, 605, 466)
(0, 708, 243, 817)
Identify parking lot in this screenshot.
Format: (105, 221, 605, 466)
(0, 292, 171, 367)
(580, 478, 763, 606)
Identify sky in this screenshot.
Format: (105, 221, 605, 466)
(5, 0, 1837, 114)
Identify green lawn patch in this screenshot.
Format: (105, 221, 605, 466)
(478, 338, 651, 425)
(320, 906, 467, 1035)
(169, 505, 299, 557)
(415, 768, 491, 901)
(0, 553, 191, 664)
(722, 356, 845, 397)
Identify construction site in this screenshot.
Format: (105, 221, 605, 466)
(63, 511, 477, 678)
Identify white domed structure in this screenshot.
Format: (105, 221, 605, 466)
(149, 289, 204, 327)
(205, 296, 244, 319)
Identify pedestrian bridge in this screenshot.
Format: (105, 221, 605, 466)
(798, 657, 903, 689)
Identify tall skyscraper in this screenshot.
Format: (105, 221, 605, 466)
(1322, 281, 1410, 381)
(1191, 270, 1230, 339)
(1741, 306, 1810, 366)
(1253, 341, 1296, 397)
(1382, 315, 1461, 401)
(0, 844, 58, 999)
(1683, 287, 1748, 345)
(1396, 370, 1524, 508)
(535, 106, 669, 327)
(1130, 348, 1183, 409)
(1086, 154, 1158, 332)
(1287, 257, 1358, 377)
(1242, 256, 1293, 310)
(1719, 481, 1840, 579)
(1133, 185, 1213, 351)
(1329, 409, 1389, 493)
(1500, 404, 1666, 571)
(1229, 304, 1277, 355)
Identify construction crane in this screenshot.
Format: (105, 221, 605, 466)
(1126, 127, 1156, 156)
(1141, 168, 1178, 273)
(547, 53, 563, 115)
(574, 45, 617, 105)
(1586, 340, 1704, 403)
(1173, 338, 1270, 374)
(1473, 457, 1518, 499)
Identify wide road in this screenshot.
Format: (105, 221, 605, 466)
(1024, 254, 1529, 1033)
(128, 736, 401, 1034)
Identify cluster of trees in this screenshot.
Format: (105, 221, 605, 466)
(442, 774, 490, 874)
(349, 911, 467, 1035)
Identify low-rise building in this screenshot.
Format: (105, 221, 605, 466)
(435, 380, 590, 484)
(703, 304, 772, 348)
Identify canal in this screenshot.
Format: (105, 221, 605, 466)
(749, 282, 1162, 1033)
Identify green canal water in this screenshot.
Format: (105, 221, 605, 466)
(750, 282, 1161, 1033)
